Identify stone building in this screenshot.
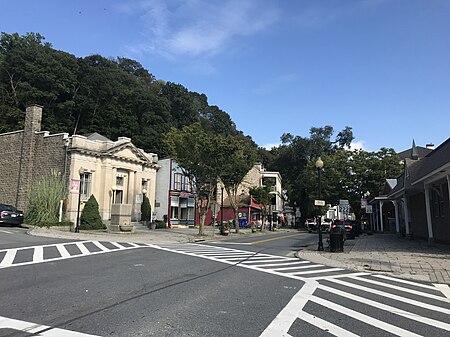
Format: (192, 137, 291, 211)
(0, 105, 159, 224)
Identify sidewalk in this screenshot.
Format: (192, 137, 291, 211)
(27, 224, 281, 245)
(298, 233, 450, 284)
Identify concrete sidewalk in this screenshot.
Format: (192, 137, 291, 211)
(27, 224, 284, 245)
(298, 233, 450, 284)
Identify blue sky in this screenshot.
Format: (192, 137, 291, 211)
(1, 0, 449, 152)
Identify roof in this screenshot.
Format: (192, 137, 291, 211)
(411, 138, 450, 184)
(397, 145, 433, 161)
(83, 132, 111, 142)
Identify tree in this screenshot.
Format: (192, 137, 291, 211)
(249, 186, 272, 230)
(141, 196, 151, 224)
(80, 195, 105, 230)
(216, 134, 257, 233)
(164, 123, 220, 235)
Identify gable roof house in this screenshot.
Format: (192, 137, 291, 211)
(0, 105, 159, 226)
(386, 139, 450, 244)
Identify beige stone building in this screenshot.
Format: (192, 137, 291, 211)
(0, 105, 159, 224)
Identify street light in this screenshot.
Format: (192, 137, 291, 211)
(315, 157, 324, 251)
(220, 186, 224, 235)
(75, 167, 85, 233)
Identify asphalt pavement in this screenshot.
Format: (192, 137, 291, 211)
(25, 224, 450, 284)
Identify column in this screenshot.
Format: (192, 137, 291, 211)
(403, 196, 411, 238)
(424, 184, 434, 243)
(447, 175, 450, 207)
(379, 201, 384, 232)
(393, 200, 400, 235)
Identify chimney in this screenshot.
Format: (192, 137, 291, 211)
(25, 105, 43, 133)
(426, 143, 435, 150)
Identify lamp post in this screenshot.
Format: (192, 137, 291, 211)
(75, 167, 85, 233)
(220, 186, 224, 235)
(315, 157, 324, 251)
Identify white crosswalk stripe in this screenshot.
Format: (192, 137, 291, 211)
(0, 240, 150, 269)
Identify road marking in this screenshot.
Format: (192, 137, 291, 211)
(291, 267, 343, 275)
(319, 284, 450, 331)
(0, 241, 149, 269)
(346, 275, 449, 303)
(434, 283, 450, 299)
(272, 264, 324, 271)
(311, 295, 424, 337)
(250, 233, 305, 244)
(0, 249, 17, 268)
(259, 280, 317, 337)
(0, 229, 13, 234)
(33, 246, 44, 263)
(327, 278, 450, 314)
(296, 310, 360, 337)
(209, 241, 253, 245)
(0, 315, 100, 336)
(374, 274, 438, 290)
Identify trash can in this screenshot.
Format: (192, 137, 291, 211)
(330, 231, 344, 252)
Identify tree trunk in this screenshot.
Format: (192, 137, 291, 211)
(234, 207, 239, 233)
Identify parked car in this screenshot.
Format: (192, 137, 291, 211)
(0, 204, 24, 226)
(305, 218, 317, 232)
(332, 219, 356, 239)
(322, 218, 333, 233)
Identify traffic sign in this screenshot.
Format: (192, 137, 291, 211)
(365, 205, 373, 213)
(314, 200, 325, 206)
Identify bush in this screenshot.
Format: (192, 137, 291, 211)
(25, 174, 66, 227)
(155, 221, 167, 229)
(141, 196, 151, 222)
(80, 195, 105, 230)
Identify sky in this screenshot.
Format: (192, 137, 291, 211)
(1, 0, 449, 153)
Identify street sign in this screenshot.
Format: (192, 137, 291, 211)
(366, 205, 373, 213)
(314, 200, 326, 206)
(361, 199, 368, 208)
(340, 205, 350, 214)
(339, 199, 349, 206)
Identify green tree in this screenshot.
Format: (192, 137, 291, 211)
(164, 123, 220, 235)
(80, 195, 105, 230)
(249, 186, 272, 230)
(216, 134, 257, 233)
(141, 196, 151, 223)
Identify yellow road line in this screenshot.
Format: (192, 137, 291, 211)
(251, 233, 305, 244)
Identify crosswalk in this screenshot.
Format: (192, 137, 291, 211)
(261, 274, 450, 336)
(2, 240, 450, 336)
(152, 243, 369, 280)
(0, 240, 149, 269)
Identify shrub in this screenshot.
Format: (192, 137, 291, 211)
(155, 221, 167, 229)
(141, 196, 151, 222)
(80, 195, 105, 230)
(26, 173, 66, 227)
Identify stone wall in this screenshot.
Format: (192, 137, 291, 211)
(0, 130, 24, 206)
(0, 105, 68, 211)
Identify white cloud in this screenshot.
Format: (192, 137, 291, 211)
(350, 140, 367, 151)
(123, 0, 279, 58)
(262, 142, 281, 150)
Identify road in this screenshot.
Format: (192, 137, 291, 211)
(1, 228, 449, 336)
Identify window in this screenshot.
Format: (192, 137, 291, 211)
(80, 172, 92, 200)
(142, 179, 148, 192)
(170, 206, 179, 219)
(116, 176, 124, 186)
(431, 185, 444, 218)
(174, 174, 182, 191)
(182, 176, 190, 192)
